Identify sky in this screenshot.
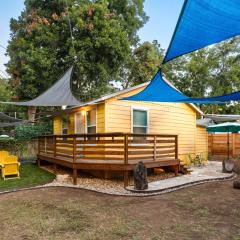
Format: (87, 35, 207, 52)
(0, 0, 184, 77)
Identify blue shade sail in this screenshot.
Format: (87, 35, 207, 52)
(122, 71, 189, 102)
(163, 0, 240, 64)
(179, 91, 240, 103)
(122, 71, 222, 104)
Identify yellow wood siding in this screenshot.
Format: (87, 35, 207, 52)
(68, 113, 75, 134)
(53, 116, 62, 135)
(97, 104, 105, 133)
(52, 104, 105, 134)
(105, 100, 197, 163)
(196, 126, 208, 161)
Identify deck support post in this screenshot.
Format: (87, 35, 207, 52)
(124, 170, 129, 188)
(175, 135, 178, 160)
(53, 163, 57, 174)
(174, 165, 178, 176)
(73, 168, 77, 185)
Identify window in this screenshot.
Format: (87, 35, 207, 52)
(132, 109, 148, 134)
(62, 114, 69, 134)
(87, 109, 96, 134)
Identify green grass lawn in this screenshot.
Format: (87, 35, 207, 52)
(0, 163, 55, 191)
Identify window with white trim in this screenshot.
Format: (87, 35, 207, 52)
(132, 109, 148, 134)
(86, 109, 96, 134)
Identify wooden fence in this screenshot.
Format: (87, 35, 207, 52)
(208, 133, 240, 158)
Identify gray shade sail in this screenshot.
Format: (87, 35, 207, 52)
(0, 112, 22, 122)
(0, 122, 23, 128)
(0, 112, 23, 128)
(204, 114, 240, 123)
(196, 118, 214, 127)
(1, 66, 81, 106)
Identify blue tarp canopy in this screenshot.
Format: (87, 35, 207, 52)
(122, 71, 223, 104)
(163, 0, 240, 64)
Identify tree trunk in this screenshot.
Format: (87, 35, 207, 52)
(28, 106, 37, 123)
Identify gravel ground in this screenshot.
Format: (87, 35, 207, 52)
(39, 162, 235, 196)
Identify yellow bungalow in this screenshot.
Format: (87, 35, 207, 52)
(38, 80, 208, 186)
(52, 81, 208, 164)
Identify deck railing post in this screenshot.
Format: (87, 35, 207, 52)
(124, 134, 129, 187)
(175, 135, 178, 159)
(53, 136, 56, 159)
(154, 135, 157, 161)
(124, 134, 128, 165)
(73, 135, 76, 163)
(72, 135, 77, 185)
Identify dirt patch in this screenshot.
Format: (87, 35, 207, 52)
(0, 180, 240, 240)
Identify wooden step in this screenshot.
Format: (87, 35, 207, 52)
(154, 168, 165, 174)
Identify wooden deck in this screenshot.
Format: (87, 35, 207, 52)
(37, 133, 180, 186)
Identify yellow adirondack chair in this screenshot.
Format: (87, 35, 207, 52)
(1, 154, 20, 180)
(0, 151, 9, 167)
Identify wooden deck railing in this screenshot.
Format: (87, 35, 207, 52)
(38, 133, 179, 186)
(38, 133, 178, 165)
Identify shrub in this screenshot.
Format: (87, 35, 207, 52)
(15, 123, 52, 141)
(0, 136, 24, 155)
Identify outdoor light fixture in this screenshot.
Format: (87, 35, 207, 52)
(81, 110, 86, 116)
(62, 105, 67, 110)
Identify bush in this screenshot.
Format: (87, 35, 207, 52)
(15, 123, 52, 141)
(0, 136, 24, 155)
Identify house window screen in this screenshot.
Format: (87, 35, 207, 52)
(87, 109, 96, 134)
(133, 109, 148, 134)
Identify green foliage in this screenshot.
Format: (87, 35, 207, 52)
(0, 136, 24, 155)
(15, 123, 52, 141)
(6, 0, 147, 103)
(0, 78, 15, 112)
(120, 40, 164, 88)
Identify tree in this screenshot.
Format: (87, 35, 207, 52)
(0, 78, 13, 112)
(119, 40, 164, 88)
(6, 0, 147, 120)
